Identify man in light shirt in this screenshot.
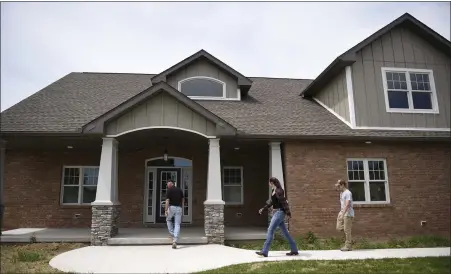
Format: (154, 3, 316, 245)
(335, 179, 354, 251)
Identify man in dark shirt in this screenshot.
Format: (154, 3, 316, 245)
(165, 179, 184, 249)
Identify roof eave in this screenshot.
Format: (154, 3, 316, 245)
(235, 133, 451, 142)
(300, 54, 356, 97)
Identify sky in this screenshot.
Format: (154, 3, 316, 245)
(1, 1, 450, 111)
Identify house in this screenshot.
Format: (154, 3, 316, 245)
(0, 13, 449, 246)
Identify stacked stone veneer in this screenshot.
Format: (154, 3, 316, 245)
(204, 204, 224, 244)
(91, 205, 120, 246)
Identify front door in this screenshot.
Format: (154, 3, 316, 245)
(156, 168, 181, 223)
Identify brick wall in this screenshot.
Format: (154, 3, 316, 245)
(4, 149, 100, 229)
(284, 140, 450, 239)
(3, 140, 269, 229)
(221, 143, 269, 227)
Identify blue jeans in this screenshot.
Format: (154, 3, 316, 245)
(166, 206, 182, 243)
(262, 209, 298, 255)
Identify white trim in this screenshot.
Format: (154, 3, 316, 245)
(191, 97, 241, 101)
(237, 88, 241, 101)
(381, 67, 439, 114)
(355, 126, 450, 132)
(106, 126, 216, 139)
(346, 158, 390, 205)
(60, 166, 99, 205)
(313, 97, 353, 129)
(145, 156, 193, 166)
(345, 66, 357, 128)
(222, 166, 244, 205)
(178, 76, 227, 100)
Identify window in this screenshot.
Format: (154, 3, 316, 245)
(222, 167, 243, 204)
(381, 68, 438, 113)
(178, 76, 226, 99)
(61, 166, 99, 205)
(346, 159, 390, 204)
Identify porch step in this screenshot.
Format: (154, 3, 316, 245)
(108, 236, 208, 245)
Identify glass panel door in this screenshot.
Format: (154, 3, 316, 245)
(145, 170, 155, 222)
(157, 169, 179, 222)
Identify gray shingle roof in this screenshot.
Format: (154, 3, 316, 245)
(1, 72, 449, 139)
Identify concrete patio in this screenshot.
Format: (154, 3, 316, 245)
(0, 226, 267, 244)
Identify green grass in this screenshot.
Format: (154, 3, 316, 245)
(226, 233, 450, 251)
(17, 251, 43, 262)
(0, 243, 86, 273)
(198, 257, 451, 274)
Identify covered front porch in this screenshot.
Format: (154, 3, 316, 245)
(89, 127, 284, 246)
(0, 227, 267, 244)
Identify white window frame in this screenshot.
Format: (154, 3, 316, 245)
(60, 166, 99, 205)
(178, 76, 227, 100)
(346, 158, 390, 205)
(222, 166, 244, 205)
(381, 67, 439, 114)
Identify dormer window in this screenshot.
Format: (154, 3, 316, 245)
(178, 76, 226, 100)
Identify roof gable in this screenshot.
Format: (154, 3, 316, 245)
(301, 13, 451, 97)
(81, 81, 237, 136)
(151, 49, 253, 87)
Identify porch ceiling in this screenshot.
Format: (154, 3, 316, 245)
(3, 135, 102, 150)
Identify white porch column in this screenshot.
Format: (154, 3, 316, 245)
(205, 138, 224, 204)
(269, 141, 290, 230)
(91, 137, 120, 246)
(269, 142, 285, 189)
(204, 138, 225, 244)
(92, 138, 119, 205)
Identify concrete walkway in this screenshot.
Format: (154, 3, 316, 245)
(49, 245, 450, 274)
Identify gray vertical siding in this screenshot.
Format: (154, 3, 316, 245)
(315, 70, 350, 122)
(167, 59, 239, 99)
(106, 93, 217, 137)
(351, 26, 450, 128)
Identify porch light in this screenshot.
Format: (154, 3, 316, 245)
(163, 149, 168, 161)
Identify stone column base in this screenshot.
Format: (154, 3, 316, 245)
(91, 205, 120, 246)
(204, 204, 224, 244)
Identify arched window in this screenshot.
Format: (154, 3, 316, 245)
(178, 77, 226, 99)
(146, 157, 192, 167)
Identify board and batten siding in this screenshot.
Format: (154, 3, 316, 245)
(167, 58, 239, 99)
(106, 93, 217, 137)
(351, 26, 450, 128)
(315, 70, 350, 122)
